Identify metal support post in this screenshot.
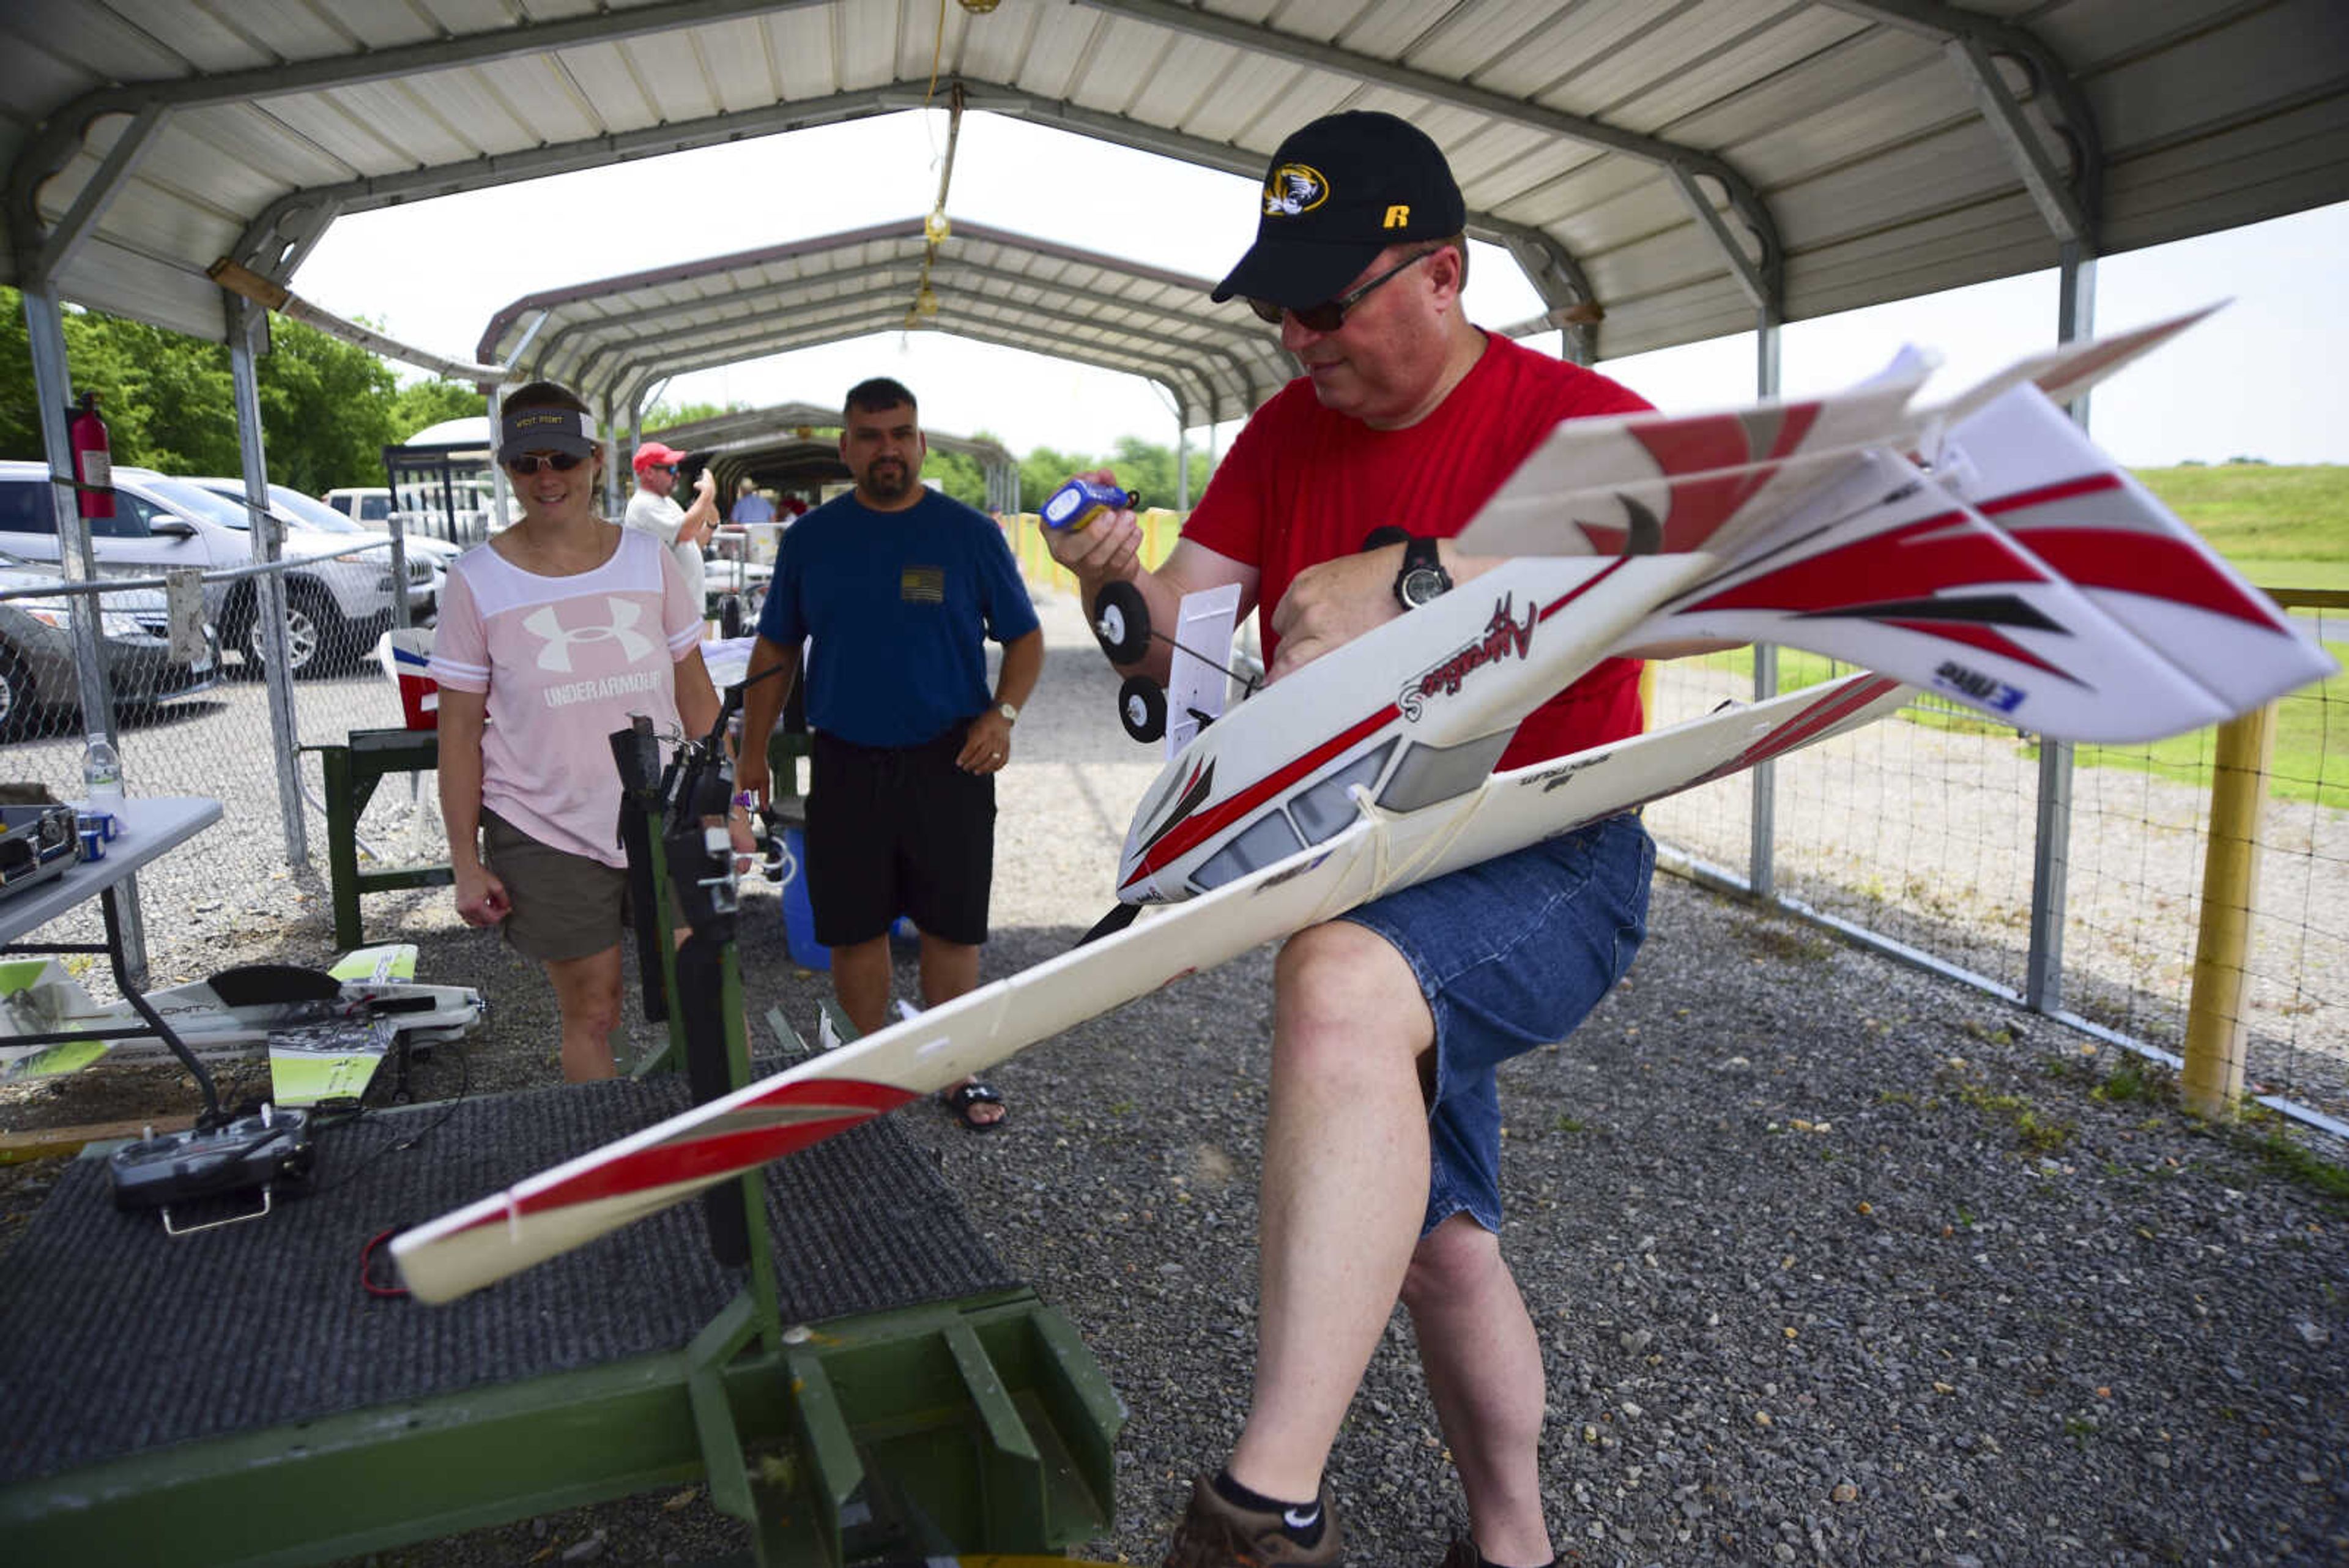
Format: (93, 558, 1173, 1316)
(1747, 305, 1785, 897)
(2181, 706, 2276, 1119)
(486, 384, 514, 532)
(21, 286, 146, 979)
(228, 301, 308, 863)
(2025, 241, 2098, 1011)
(604, 399, 627, 519)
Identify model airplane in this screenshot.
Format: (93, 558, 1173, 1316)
(391, 308, 2334, 1304)
(0, 942, 484, 1105)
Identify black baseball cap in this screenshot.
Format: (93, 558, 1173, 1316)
(498, 406, 597, 460)
(1211, 111, 1467, 310)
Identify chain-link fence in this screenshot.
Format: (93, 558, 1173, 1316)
(1644, 594, 2347, 1129)
(0, 548, 431, 994)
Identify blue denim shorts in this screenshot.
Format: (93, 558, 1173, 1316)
(1341, 812, 1654, 1238)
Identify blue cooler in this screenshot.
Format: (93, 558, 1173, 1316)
(774, 823, 915, 970)
(777, 825, 828, 971)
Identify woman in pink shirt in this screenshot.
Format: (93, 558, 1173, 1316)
(430, 381, 728, 1080)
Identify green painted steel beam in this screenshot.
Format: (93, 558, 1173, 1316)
(0, 1293, 1119, 1567)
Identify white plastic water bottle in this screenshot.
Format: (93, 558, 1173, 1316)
(81, 738, 124, 806)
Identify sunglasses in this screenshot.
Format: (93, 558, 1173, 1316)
(1249, 248, 1439, 333)
(504, 451, 587, 475)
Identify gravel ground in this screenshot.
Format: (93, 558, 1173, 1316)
(2, 590, 2345, 1566)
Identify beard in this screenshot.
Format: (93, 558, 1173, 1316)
(862, 458, 915, 502)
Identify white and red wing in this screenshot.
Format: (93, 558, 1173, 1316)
(1453, 371, 1926, 560)
(1940, 384, 2336, 718)
(1620, 447, 2240, 742)
(394, 671, 1913, 1304)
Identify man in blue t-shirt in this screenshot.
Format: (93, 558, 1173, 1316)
(737, 377, 1042, 1129)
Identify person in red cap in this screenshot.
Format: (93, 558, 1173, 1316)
(1047, 111, 1708, 1568)
(625, 440, 719, 630)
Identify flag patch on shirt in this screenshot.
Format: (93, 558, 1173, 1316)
(900, 565, 945, 603)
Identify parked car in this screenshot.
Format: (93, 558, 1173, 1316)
(188, 478, 450, 622)
(0, 463, 398, 677)
(0, 551, 217, 738)
(325, 481, 497, 546)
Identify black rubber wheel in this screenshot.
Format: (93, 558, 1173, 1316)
(1091, 580, 1151, 664)
(1118, 674, 1167, 743)
(0, 641, 37, 738)
(248, 581, 343, 677)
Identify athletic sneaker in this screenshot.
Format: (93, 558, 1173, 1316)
(1161, 1473, 1344, 1566)
(1433, 1541, 1479, 1568)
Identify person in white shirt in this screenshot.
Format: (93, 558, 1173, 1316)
(623, 441, 717, 625)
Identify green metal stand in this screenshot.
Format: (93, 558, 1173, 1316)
(306, 727, 451, 949)
(0, 727, 1123, 1566)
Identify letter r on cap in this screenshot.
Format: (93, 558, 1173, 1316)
(1383, 205, 1411, 228)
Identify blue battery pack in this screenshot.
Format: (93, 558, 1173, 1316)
(1041, 478, 1138, 532)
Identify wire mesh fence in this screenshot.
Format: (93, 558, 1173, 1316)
(0, 557, 433, 998)
(1644, 596, 2347, 1129)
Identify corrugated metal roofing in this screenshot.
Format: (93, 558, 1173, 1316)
(5, 0, 2345, 410)
(476, 217, 1295, 426)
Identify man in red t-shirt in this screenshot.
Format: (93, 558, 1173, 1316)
(1052, 113, 1687, 1568)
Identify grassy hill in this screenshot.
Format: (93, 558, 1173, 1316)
(2133, 463, 2349, 590)
(1718, 464, 2349, 807)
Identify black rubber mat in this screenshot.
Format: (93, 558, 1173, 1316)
(0, 1072, 1019, 1486)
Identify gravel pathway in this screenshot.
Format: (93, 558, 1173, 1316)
(2, 590, 2343, 1566)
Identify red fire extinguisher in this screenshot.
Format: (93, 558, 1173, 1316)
(67, 391, 114, 522)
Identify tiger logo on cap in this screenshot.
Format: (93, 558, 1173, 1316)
(1264, 163, 1329, 217)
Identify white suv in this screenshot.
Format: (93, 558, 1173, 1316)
(0, 463, 399, 677)
(190, 478, 451, 622)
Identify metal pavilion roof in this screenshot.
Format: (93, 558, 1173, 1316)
(4, 0, 2346, 395)
(644, 398, 1019, 505)
(476, 217, 1295, 428)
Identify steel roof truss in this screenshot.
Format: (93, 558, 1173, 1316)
(1817, 0, 2102, 247)
(562, 277, 1239, 413)
(1070, 0, 1782, 316)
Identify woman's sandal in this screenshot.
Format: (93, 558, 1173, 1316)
(941, 1080, 1007, 1132)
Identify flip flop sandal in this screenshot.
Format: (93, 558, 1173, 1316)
(941, 1080, 1006, 1132)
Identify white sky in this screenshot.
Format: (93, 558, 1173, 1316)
(296, 110, 2349, 469)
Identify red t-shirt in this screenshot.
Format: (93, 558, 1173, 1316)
(1183, 332, 1654, 770)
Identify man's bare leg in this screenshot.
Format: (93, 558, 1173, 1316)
(918, 931, 981, 1006)
(1227, 919, 1433, 1502)
(1404, 1216, 1555, 1567)
(829, 933, 892, 1037)
(920, 931, 1000, 1126)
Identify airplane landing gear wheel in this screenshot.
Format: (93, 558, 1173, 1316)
(1118, 675, 1167, 743)
(1091, 581, 1151, 664)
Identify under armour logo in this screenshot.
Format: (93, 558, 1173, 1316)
(525, 598, 654, 672)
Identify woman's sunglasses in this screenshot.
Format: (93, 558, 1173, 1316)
(1248, 248, 1439, 333)
(504, 451, 587, 475)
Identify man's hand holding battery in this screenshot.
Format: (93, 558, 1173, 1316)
(1040, 469, 1143, 588)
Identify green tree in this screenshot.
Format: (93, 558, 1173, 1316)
(252, 316, 401, 494)
(1106, 434, 1214, 509)
(0, 289, 407, 491)
(645, 398, 749, 430)
(923, 442, 989, 509)
(81, 313, 239, 475)
(1018, 445, 1099, 513)
(388, 379, 484, 441)
(0, 292, 43, 461)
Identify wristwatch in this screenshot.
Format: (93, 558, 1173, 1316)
(1392, 534, 1452, 610)
(997, 701, 1020, 725)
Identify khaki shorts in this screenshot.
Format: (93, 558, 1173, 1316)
(481, 809, 635, 964)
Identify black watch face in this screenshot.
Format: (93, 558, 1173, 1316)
(1400, 565, 1449, 607)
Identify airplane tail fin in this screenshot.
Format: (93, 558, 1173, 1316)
(1615, 390, 2334, 743)
(1928, 303, 2225, 428)
(1934, 381, 2338, 718)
